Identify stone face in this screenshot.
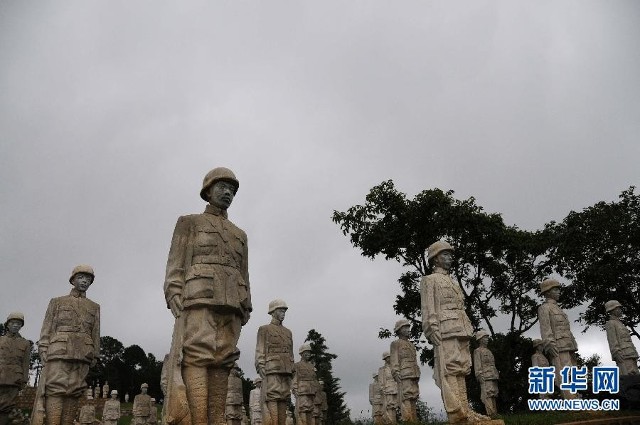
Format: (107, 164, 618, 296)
(255, 303, 293, 425)
(0, 313, 30, 423)
(32, 266, 100, 425)
(605, 301, 639, 376)
(163, 169, 251, 425)
(420, 243, 489, 424)
(390, 322, 420, 423)
(473, 334, 499, 417)
(538, 279, 580, 400)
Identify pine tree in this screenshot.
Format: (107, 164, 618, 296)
(305, 329, 351, 423)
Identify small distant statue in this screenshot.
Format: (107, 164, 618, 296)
(285, 410, 294, 425)
(125, 393, 129, 403)
(149, 398, 158, 425)
(78, 390, 95, 425)
(605, 300, 639, 375)
(102, 390, 121, 425)
(225, 365, 244, 425)
(389, 319, 420, 422)
(473, 330, 499, 417)
(292, 344, 317, 425)
(0, 312, 30, 425)
(420, 241, 489, 423)
(255, 299, 293, 425)
(94, 383, 100, 400)
(378, 352, 398, 425)
(102, 381, 109, 399)
(32, 265, 100, 425)
(133, 383, 152, 425)
(369, 373, 384, 425)
(538, 278, 579, 399)
(531, 339, 551, 399)
(249, 378, 262, 425)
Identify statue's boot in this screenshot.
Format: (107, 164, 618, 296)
(487, 397, 498, 417)
(208, 368, 230, 425)
(443, 376, 466, 424)
(457, 377, 489, 422)
(62, 397, 79, 425)
(402, 400, 418, 423)
(45, 396, 64, 425)
(183, 366, 209, 425)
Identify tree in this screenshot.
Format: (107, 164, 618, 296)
(304, 329, 350, 424)
(332, 181, 552, 411)
(546, 186, 640, 339)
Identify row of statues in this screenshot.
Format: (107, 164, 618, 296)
(2, 167, 638, 425)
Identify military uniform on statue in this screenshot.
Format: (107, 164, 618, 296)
(164, 167, 252, 425)
(255, 300, 293, 425)
(0, 312, 30, 425)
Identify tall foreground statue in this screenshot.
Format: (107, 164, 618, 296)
(389, 319, 420, 422)
(164, 167, 252, 425)
(420, 241, 488, 424)
(32, 265, 100, 425)
(0, 312, 30, 425)
(605, 300, 639, 375)
(537, 278, 579, 400)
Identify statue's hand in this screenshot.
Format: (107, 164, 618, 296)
(39, 350, 47, 364)
(169, 296, 183, 318)
(546, 345, 559, 359)
(429, 329, 442, 346)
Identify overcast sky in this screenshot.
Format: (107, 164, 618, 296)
(1, 1, 639, 419)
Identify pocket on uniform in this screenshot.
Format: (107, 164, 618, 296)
(440, 311, 463, 335)
(48, 334, 69, 356)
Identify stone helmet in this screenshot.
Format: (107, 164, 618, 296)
(532, 339, 543, 348)
(427, 240, 454, 261)
(540, 278, 560, 294)
(394, 319, 410, 334)
(5, 312, 24, 327)
(372, 373, 378, 379)
(254, 377, 262, 385)
(110, 390, 118, 396)
(268, 299, 288, 314)
(141, 383, 149, 389)
(200, 167, 239, 202)
(475, 330, 490, 341)
(605, 300, 622, 313)
(382, 351, 390, 360)
(69, 264, 95, 284)
(299, 343, 312, 355)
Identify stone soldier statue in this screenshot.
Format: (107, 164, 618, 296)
(102, 390, 121, 425)
(473, 330, 499, 417)
(78, 389, 95, 425)
(378, 352, 398, 424)
(369, 373, 384, 425)
(389, 319, 420, 422)
(94, 382, 100, 400)
(33, 264, 100, 425)
(249, 378, 262, 425)
(133, 383, 153, 425)
(420, 241, 488, 424)
(537, 278, 579, 399)
(605, 300, 639, 375)
(149, 398, 158, 425)
(0, 312, 30, 425)
(164, 167, 252, 425)
(291, 344, 317, 425)
(255, 299, 293, 425)
(226, 365, 244, 425)
(284, 410, 294, 425)
(531, 340, 551, 399)
(102, 381, 109, 399)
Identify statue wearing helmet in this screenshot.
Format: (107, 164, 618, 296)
(225, 366, 244, 425)
(33, 265, 100, 425)
(369, 374, 384, 425)
(0, 312, 30, 425)
(377, 352, 398, 424)
(605, 300, 639, 375)
(164, 167, 251, 425)
(473, 331, 499, 417)
(420, 241, 488, 423)
(102, 390, 121, 425)
(133, 383, 152, 425)
(389, 319, 420, 422)
(537, 278, 579, 400)
(255, 300, 293, 425)
(291, 344, 317, 425)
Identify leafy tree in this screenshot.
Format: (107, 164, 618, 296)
(546, 186, 640, 339)
(304, 329, 350, 424)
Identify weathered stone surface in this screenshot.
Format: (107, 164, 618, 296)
(473, 331, 499, 418)
(0, 311, 30, 423)
(605, 300, 639, 376)
(390, 319, 420, 422)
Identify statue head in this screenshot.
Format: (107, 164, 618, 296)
(141, 383, 148, 394)
(427, 241, 454, 270)
(4, 312, 24, 335)
(299, 343, 312, 360)
(605, 300, 623, 317)
(540, 278, 561, 300)
(394, 319, 411, 338)
(475, 329, 490, 347)
(110, 390, 118, 400)
(268, 299, 288, 323)
(382, 351, 390, 364)
(69, 264, 95, 293)
(200, 167, 239, 204)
